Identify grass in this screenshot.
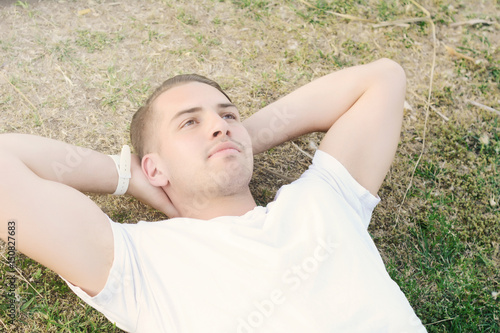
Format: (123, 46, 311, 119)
(382, 114, 500, 331)
(0, 0, 499, 331)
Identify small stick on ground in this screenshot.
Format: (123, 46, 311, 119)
(254, 163, 295, 182)
(450, 19, 496, 27)
(373, 17, 428, 28)
(291, 142, 313, 160)
(425, 316, 458, 326)
(468, 100, 500, 116)
(395, 0, 437, 226)
(326, 11, 375, 23)
(411, 90, 449, 121)
(0, 316, 7, 331)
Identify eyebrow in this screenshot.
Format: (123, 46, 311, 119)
(170, 103, 237, 122)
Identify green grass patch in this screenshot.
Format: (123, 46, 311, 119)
(387, 115, 499, 331)
(75, 30, 124, 53)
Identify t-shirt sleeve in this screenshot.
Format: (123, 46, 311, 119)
(301, 149, 380, 228)
(60, 218, 142, 332)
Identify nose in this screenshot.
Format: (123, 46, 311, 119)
(209, 112, 230, 139)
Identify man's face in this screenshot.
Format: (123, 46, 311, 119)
(152, 81, 254, 206)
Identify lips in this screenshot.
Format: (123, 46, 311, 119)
(208, 141, 241, 159)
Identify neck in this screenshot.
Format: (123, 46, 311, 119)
(171, 187, 257, 220)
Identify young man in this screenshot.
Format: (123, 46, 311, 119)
(0, 59, 426, 332)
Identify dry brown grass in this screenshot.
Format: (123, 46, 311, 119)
(0, 0, 499, 331)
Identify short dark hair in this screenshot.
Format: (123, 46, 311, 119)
(130, 74, 231, 159)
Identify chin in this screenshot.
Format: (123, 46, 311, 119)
(206, 157, 251, 190)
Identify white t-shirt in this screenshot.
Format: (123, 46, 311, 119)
(64, 150, 426, 332)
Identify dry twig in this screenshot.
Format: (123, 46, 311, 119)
(410, 91, 449, 121)
(468, 100, 500, 116)
(425, 316, 458, 326)
(373, 17, 428, 28)
(254, 163, 295, 182)
(291, 142, 314, 160)
(450, 19, 496, 27)
(395, 0, 437, 226)
(326, 11, 375, 23)
(0, 316, 7, 331)
(444, 44, 475, 62)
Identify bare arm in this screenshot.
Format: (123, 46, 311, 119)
(0, 134, 174, 295)
(243, 58, 406, 195)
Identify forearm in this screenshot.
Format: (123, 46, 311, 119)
(0, 133, 118, 194)
(243, 58, 399, 154)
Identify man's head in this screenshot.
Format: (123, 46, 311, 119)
(130, 74, 232, 159)
(130, 74, 254, 217)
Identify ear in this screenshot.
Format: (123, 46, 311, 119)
(141, 153, 169, 187)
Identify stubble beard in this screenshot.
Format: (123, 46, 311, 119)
(206, 156, 253, 197)
(184, 153, 254, 214)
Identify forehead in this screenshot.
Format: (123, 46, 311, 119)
(153, 82, 231, 121)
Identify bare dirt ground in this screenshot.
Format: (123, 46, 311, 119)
(0, 0, 499, 331)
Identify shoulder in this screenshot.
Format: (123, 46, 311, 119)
(273, 150, 379, 226)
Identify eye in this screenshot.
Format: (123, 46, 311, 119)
(222, 113, 237, 120)
(181, 119, 196, 128)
